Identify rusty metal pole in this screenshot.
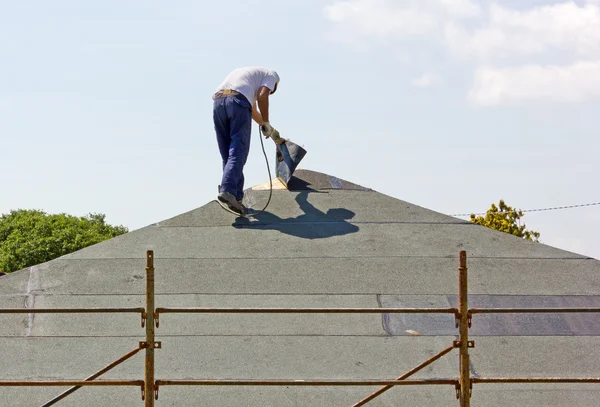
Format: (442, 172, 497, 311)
(42, 346, 144, 406)
(145, 250, 155, 406)
(352, 345, 455, 406)
(458, 251, 471, 407)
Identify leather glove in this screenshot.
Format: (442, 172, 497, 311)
(261, 122, 285, 144)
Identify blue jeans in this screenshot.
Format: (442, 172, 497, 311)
(213, 95, 252, 200)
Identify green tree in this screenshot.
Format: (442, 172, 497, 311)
(0, 209, 128, 273)
(470, 200, 540, 242)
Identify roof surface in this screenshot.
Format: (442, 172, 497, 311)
(1, 169, 599, 406)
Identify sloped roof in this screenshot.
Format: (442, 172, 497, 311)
(1, 169, 599, 406)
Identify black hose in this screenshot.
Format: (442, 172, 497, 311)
(249, 124, 273, 216)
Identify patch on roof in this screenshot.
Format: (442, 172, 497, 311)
(380, 294, 600, 336)
(286, 169, 370, 191)
(251, 177, 287, 191)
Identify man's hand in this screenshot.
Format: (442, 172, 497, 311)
(261, 122, 275, 137)
(261, 122, 285, 144)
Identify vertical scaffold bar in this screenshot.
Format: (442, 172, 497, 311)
(458, 251, 470, 407)
(145, 250, 155, 406)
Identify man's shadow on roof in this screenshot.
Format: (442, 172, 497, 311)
(232, 190, 359, 239)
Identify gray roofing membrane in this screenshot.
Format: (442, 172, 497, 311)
(1, 169, 599, 406)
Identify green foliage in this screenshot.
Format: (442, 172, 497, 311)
(0, 209, 128, 273)
(470, 200, 540, 242)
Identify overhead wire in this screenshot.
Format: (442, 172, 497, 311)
(451, 201, 600, 217)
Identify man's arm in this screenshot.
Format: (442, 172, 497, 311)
(255, 85, 283, 143)
(252, 102, 263, 125)
(257, 86, 271, 123)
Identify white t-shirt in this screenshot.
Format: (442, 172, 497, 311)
(215, 67, 280, 106)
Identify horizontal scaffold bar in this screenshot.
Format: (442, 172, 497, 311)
(155, 307, 458, 314)
(0, 380, 144, 387)
(472, 378, 600, 384)
(470, 308, 600, 314)
(155, 379, 459, 386)
(0, 308, 145, 314)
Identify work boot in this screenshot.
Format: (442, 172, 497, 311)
(218, 191, 246, 214)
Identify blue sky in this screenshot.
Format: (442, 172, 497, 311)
(1, 0, 599, 259)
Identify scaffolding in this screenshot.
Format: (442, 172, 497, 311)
(1, 250, 599, 406)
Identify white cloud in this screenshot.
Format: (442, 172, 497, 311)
(468, 61, 600, 106)
(325, 0, 600, 57)
(438, 0, 482, 18)
(411, 72, 443, 87)
(323, 0, 481, 41)
(324, 0, 600, 105)
(324, 0, 436, 40)
(446, 2, 600, 60)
